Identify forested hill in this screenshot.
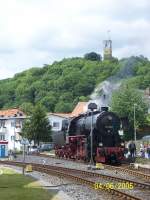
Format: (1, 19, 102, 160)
(0, 55, 149, 113)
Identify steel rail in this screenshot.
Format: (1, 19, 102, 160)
(32, 163, 150, 189)
(102, 164, 150, 182)
(37, 153, 150, 182)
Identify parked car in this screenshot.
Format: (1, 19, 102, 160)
(39, 143, 54, 152)
(29, 146, 39, 154)
(142, 135, 150, 141)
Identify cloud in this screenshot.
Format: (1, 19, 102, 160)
(0, 0, 149, 79)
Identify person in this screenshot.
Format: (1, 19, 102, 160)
(140, 143, 144, 151)
(42, 159, 46, 166)
(8, 150, 12, 160)
(128, 140, 136, 158)
(146, 144, 150, 159)
(124, 147, 129, 158)
(139, 143, 144, 157)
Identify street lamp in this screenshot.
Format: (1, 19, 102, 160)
(88, 103, 97, 166)
(133, 103, 137, 143)
(21, 138, 28, 175)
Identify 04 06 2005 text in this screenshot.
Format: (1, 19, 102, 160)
(93, 182, 134, 190)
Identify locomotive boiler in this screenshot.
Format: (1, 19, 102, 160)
(55, 107, 125, 164)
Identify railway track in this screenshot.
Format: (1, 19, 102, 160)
(128, 165, 150, 174)
(1, 160, 149, 200)
(102, 164, 150, 182)
(36, 153, 150, 182)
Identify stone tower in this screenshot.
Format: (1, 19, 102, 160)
(103, 39, 112, 60)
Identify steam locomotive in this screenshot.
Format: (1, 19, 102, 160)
(55, 107, 125, 164)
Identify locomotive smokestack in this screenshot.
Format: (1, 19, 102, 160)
(101, 106, 108, 112)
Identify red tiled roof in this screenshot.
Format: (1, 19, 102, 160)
(0, 108, 25, 117)
(48, 102, 87, 118)
(71, 102, 87, 117)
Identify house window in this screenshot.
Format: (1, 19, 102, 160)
(11, 119, 22, 128)
(11, 120, 15, 127)
(0, 120, 6, 128)
(0, 135, 5, 140)
(53, 122, 60, 128)
(11, 136, 15, 141)
(16, 120, 22, 128)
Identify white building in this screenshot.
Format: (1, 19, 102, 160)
(48, 113, 70, 132)
(0, 102, 88, 151)
(48, 102, 88, 133)
(48, 102, 88, 145)
(48, 113, 70, 145)
(0, 109, 26, 151)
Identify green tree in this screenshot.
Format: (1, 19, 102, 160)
(111, 85, 148, 140)
(40, 95, 57, 112)
(84, 52, 102, 61)
(21, 119, 33, 143)
(20, 102, 34, 115)
(22, 104, 52, 145)
(54, 101, 73, 113)
(0, 56, 124, 112)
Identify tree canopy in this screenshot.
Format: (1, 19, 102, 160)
(22, 104, 52, 145)
(111, 85, 148, 140)
(0, 57, 120, 112)
(84, 52, 102, 61)
(0, 55, 149, 114)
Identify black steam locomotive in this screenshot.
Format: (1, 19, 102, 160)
(55, 107, 125, 164)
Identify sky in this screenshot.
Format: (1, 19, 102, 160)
(0, 0, 150, 79)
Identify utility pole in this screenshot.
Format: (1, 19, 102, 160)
(88, 103, 97, 167)
(134, 103, 137, 143)
(13, 119, 16, 154)
(21, 138, 29, 175)
(90, 110, 94, 165)
(22, 144, 25, 175)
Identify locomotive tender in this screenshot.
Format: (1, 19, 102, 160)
(55, 107, 125, 164)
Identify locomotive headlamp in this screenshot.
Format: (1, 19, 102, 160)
(118, 129, 124, 136)
(108, 116, 112, 120)
(121, 142, 124, 146)
(99, 143, 103, 147)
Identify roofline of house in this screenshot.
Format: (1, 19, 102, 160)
(47, 113, 71, 118)
(0, 116, 26, 120)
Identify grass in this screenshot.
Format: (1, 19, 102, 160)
(135, 157, 150, 164)
(0, 167, 59, 200)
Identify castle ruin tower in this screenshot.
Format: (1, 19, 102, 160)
(103, 31, 112, 60)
